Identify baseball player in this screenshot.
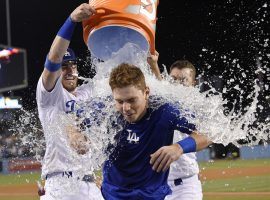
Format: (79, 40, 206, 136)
(36, 3, 103, 200)
(166, 60, 203, 200)
(148, 52, 203, 200)
(100, 63, 211, 200)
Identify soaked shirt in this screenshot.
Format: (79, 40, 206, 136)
(36, 76, 93, 179)
(102, 103, 196, 200)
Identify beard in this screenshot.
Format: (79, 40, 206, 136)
(62, 80, 77, 92)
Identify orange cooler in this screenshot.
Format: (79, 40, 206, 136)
(83, 0, 159, 61)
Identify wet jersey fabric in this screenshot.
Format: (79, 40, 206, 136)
(102, 102, 196, 199)
(36, 76, 93, 178)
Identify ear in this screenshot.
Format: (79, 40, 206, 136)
(145, 86, 150, 99)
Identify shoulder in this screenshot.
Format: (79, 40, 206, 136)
(37, 76, 63, 93)
(148, 95, 181, 114)
(76, 82, 96, 101)
(36, 76, 65, 107)
(157, 102, 180, 114)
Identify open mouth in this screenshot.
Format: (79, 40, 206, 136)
(64, 73, 76, 80)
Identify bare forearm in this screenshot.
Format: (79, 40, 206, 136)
(42, 37, 69, 91)
(48, 36, 70, 63)
(151, 63, 162, 80)
(190, 131, 212, 151)
(41, 3, 96, 91)
(42, 19, 74, 91)
(147, 50, 162, 80)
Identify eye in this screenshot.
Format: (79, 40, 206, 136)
(116, 100, 123, 104)
(127, 98, 135, 103)
(169, 77, 177, 84)
(182, 77, 188, 82)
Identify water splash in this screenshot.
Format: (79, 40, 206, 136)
(78, 43, 269, 147)
(7, 2, 269, 196)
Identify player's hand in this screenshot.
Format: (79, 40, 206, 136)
(66, 125, 91, 155)
(147, 50, 162, 80)
(150, 143, 183, 173)
(147, 50, 159, 67)
(94, 174, 102, 189)
(70, 3, 96, 22)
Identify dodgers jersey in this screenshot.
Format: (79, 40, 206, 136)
(168, 132, 199, 181)
(101, 102, 196, 200)
(36, 76, 92, 179)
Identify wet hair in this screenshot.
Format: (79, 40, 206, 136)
(109, 63, 146, 91)
(170, 60, 196, 80)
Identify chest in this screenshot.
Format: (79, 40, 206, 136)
(117, 115, 174, 151)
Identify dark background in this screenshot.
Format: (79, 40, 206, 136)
(0, 0, 269, 116)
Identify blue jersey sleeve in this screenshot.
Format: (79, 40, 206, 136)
(165, 103, 196, 134)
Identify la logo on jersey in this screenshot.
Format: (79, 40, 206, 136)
(127, 129, 139, 144)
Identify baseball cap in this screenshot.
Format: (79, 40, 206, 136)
(62, 48, 76, 63)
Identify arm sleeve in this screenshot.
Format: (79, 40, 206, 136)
(168, 104, 196, 135)
(36, 76, 64, 108)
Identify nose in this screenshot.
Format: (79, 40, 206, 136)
(123, 102, 131, 112)
(65, 66, 73, 73)
(71, 67, 77, 74)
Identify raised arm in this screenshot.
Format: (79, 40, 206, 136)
(147, 50, 162, 80)
(42, 3, 96, 91)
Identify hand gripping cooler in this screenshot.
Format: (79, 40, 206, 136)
(83, 0, 159, 61)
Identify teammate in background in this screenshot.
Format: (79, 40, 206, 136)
(148, 52, 203, 200)
(101, 63, 211, 199)
(36, 3, 103, 200)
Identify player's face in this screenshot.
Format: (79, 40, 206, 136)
(113, 85, 149, 123)
(170, 68, 195, 87)
(61, 61, 78, 92)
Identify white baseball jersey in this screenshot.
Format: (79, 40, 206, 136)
(168, 131, 199, 181)
(166, 131, 202, 200)
(36, 76, 93, 179)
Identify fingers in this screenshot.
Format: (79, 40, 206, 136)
(88, 4, 97, 14)
(150, 148, 171, 173)
(74, 140, 89, 155)
(81, 3, 97, 15)
(71, 3, 96, 22)
(156, 154, 170, 172)
(150, 145, 182, 173)
(147, 50, 159, 64)
(69, 134, 90, 155)
(162, 157, 173, 172)
(95, 176, 102, 189)
(150, 148, 161, 165)
(151, 152, 173, 173)
(151, 151, 165, 172)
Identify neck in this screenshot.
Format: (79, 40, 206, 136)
(135, 103, 148, 123)
(70, 90, 76, 96)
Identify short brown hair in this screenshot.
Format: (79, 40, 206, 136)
(109, 63, 146, 91)
(170, 60, 196, 80)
